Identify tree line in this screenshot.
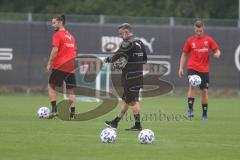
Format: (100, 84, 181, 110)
(0, 0, 238, 19)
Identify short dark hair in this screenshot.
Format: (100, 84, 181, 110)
(118, 23, 132, 32)
(194, 20, 204, 28)
(53, 14, 66, 25)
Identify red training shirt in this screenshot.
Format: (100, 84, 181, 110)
(52, 29, 77, 73)
(183, 35, 219, 72)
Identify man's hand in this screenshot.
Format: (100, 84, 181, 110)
(179, 53, 187, 78)
(178, 68, 184, 78)
(104, 57, 112, 63)
(46, 61, 52, 72)
(213, 50, 221, 59)
(47, 47, 58, 72)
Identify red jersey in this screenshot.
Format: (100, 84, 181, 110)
(183, 35, 219, 72)
(52, 29, 77, 73)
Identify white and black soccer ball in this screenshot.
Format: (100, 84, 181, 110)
(100, 128, 117, 143)
(189, 75, 202, 87)
(138, 129, 155, 144)
(37, 107, 50, 118)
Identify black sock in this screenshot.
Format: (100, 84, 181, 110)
(202, 104, 208, 116)
(51, 101, 57, 113)
(113, 116, 121, 123)
(70, 107, 75, 114)
(134, 114, 141, 126)
(188, 98, 195, 110)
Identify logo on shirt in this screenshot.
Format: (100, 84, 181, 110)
(64, 43, 75, 48)
(204, 41, 209, 47)
(135, 42, 142, 49)
(65, 34, 72, 41)
(194, 48, 209, 53)
(191, 43, 196, 49)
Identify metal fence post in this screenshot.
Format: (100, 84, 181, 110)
(28, 12, 32, 22)
(170, 17, 175, 26)
(100, 15, 105, 25)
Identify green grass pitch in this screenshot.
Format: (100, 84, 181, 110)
(0, 95, 239, 160)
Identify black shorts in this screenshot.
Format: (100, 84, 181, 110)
(49, 69, 76, 89)
(122, 86, 140, 104)
(187, 69, 209, 90)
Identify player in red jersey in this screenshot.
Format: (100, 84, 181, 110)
(46, 14, 77, 119)
(178, 20, 221, 120)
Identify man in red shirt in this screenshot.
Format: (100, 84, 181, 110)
(46, 14, 77, 119)
(179, 20, 221, 120)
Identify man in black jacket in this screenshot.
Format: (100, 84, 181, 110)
(105, 23, 147, 131)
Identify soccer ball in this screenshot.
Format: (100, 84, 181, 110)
(37, 107, 50, 118)
(138, 129, 155, 144)
(189, 75, 202, 86)
(100, 128, 117, 143)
